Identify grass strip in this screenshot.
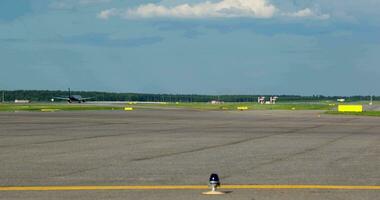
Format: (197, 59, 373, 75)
(326, 111, 380, 117)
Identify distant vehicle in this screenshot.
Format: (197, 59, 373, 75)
(53, 88, 93, 103)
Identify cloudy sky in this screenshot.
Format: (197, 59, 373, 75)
(0, 0, 379, 95)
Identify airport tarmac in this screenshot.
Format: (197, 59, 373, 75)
(0, 109, 379, 199)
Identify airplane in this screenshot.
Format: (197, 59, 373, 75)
(53, 88, 93, 103)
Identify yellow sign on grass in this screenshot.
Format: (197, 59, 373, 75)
(237, 106, 248, 111)
(124, 107, 134, 111)
(338, 105, 363, 112)
(40, 109, 60, 112)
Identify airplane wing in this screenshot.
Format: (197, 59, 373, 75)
(81, 97, 94, 100)
(53, 97, 69, 100)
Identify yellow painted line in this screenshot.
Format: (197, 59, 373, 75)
(1, 185, 380, 191)
(0, 185, 208, 191)
(222, 185, 380, 190)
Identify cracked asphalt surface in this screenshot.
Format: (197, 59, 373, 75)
(0, 109, 379, 199)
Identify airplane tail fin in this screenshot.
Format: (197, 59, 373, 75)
(68, 88, 71, 97)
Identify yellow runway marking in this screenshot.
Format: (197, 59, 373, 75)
(1, 185, 380, 191)
(223, 185, 380, 190)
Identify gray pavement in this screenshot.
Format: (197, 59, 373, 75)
(0, 109, 380, 199)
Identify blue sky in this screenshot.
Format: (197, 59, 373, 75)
(0, 0, 379, 95)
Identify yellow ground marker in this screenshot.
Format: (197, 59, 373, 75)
(40, 109, 60, 112)
(124, 107, 134, 111)
(237, 106, 248, 111)
(1, 185, 380, 191)
(338, 105, 363, 112)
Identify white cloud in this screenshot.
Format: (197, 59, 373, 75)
(98, 0, 329, 20)
(98, 8, 119, 19)
(284, 8, 330, 20)
(290, 8, 314, 17)
(119, 0, 277, 19)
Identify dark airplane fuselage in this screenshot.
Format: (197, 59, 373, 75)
(54, 88, 91, 103)
(68, 95, 85, 103)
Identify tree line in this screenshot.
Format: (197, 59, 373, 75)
(0, 90, 377, 103)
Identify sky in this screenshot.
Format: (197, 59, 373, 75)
(0, 0, 379, 95)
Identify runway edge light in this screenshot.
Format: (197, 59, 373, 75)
(202, 173, 226, 195)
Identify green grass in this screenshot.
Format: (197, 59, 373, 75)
(326, 111, 380, 117)
(0, 103, 123, 112)
(135, 102, 334, 111)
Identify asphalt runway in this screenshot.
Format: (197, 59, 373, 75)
(0, 109, 379, 199)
